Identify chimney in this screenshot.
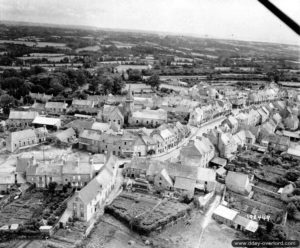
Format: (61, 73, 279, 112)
(14, 173, 18, 185)
(89, 155, 94, 165)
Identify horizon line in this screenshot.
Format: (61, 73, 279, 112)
(0, 19, 299, 47)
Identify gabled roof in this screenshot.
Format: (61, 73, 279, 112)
(197, 168, 216, 182)
(225, 171, 249, 189)
(91, 122, 110, 132)
(45, 102, 68, 109)
(72, 99, 94, 107)
(132, 109, 167, 120)
(181, 137, 214, 157)
(158, 168, 173, 187)
(8, 127, 47, 142)
(79, 129, 101, 141)
(77, 166, 113, 204)
(54, 128, 76, 143)
(211, 157, 227, 167)
(174, 176, 196, 191)
(9, 111, 39, 120)
(33, 116, 61, 126)
(65, 119, 94, 130)
(213, 205, 238, 221)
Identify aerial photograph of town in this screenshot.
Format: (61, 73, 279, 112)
(0, 0, 299, 247)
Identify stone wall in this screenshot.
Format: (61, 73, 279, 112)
(252, 185, 281, 199)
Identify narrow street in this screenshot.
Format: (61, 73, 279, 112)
(197, 195, 221, 248)
(153, 116, 226, 161)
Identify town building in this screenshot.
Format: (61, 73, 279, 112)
(129, 108, 167, 127)
(45, 101, 68, 114)
(71, 99, 96, 112)
(6, 111, 39, 129)
(32, 116, 61, 130)
(6, 127, 48, 152)
(66, 156, 118, 222)
(97, 105, 124, 127)
(180, 137, 215, 168)
(53, 128, 77, 146)
(225, 171, 252, 195)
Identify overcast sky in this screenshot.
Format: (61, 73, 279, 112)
(0, 0, 299, 45)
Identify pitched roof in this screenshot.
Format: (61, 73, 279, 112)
(213, 205, 238, 221)
(9, 111, 39, 120)
(132, 109, 167, 120)
(158, 168, 173, 186)
(54, 128, 76, 143)
(65, 119, 94, 130)
(72, 99, 94, 106)
(91, 122, 110, 132)
(79, 129, 101, 141)
(77, 166, 113, 204)
(181, 137, 214, 157)
(9, 128, 47, 141)
(211, 157, 227, 167)
(174, 176, 196, 191)
(45, 102, 68, 109)
(197, 168, 216, 182)
(225, 171, 249, 189)
(33, 116, 61, 126)
(62, 159, 92, 175)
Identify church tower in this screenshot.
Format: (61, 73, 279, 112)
(124, 85, 134, 120)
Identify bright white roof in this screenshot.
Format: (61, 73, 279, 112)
(213, 205, 238, 221)
(33, 116, 61, 126)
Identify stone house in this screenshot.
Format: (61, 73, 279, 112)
(180, 137, 215, 168)
(225, 171, 252, 195)
(6, 111, 39, 129)
(66, 162, 115, 222)
(6, 127, 48, 153)
(45, 101, 68, 114)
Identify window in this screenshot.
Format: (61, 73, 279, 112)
(124, 142, 126, 145)
(136, 120, 138, 124)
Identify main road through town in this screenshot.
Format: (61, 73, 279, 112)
(152, 116, 226, 162)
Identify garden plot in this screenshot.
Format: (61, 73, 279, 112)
(0, 188, 68, 228)
(105, 192, 191, 235)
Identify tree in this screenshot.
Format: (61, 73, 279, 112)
(287, 202, 297, 219)
(128, 69, 142, 81)
(88, 77, 99, 93)
(48, 182, 57, 194)
(146, 74, 160, 90)
(285, 171, 300, 182)
(101, 76, 114, 94)
(112, 76, 125, 95)
(0, 94, 16, 115)
(101, 75, 125, 95)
